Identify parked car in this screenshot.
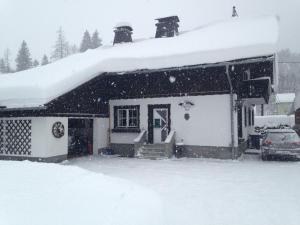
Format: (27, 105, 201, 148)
(261, 129, 300, 160)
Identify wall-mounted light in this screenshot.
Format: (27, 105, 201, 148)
(179, 100, 195, 111)
(234, 99, 244, 111)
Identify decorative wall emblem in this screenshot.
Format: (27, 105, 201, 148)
(184, 113, 190, 121)
(52, 122, 65, 138)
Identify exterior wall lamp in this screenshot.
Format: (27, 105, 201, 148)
(234, 99, 244, 111)
(179, 100, 195, 111)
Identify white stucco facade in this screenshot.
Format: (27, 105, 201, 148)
(93, 118, 109, 155)
(110, 94, 239, 147)
(0, 117, 68, 159)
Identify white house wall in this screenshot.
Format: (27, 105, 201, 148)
(110, 94, 238, 147)
(0, 117, 68, 161)
(93, 118, 109, 155)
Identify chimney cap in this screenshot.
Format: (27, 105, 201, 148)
(115, 22, 133, 31)
(155, 16, 180, 23)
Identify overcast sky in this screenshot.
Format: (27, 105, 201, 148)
(0, 0, 299, 64)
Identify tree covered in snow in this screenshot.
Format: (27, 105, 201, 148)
(2, 48, 11, 73)
(232, 6, 238, 17)
(32, 59, 39, 67)
(51, 27, 69, 61)
(41, 54, 49, 66)
(0, 58, 5, 73)
(91, 30, 102, 49)
(80, 30, 92, 52)
(69, 44, 79, 55)
(277, 49, 300, 93)
(15, 41, 32, 72)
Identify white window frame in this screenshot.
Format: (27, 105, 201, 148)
(116, 107, 139, 128)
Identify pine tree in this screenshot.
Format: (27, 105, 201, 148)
(15, 41, 32, 72)
(3, 49, 11, 73)
(41, 54, 49, 65)
(51, 27, 69, 61)
(79, 30, 92, 52)
(0, 58, 5, 73)
(32, 59, 39, 67)
(91, 30, 102, 49)
(232, 6, 238, 17)
(69, 44, 78, 55)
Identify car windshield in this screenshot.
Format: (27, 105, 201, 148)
(267, 132, 300, 143)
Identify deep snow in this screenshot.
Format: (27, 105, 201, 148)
(2, 155, 299, 225)
(67, 155, 300, 225)
(0, 16, 278, 109)
(0, 161, 162, 225)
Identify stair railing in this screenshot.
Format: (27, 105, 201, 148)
(164, 130, 176, 158)
(134, 129, 147, 157)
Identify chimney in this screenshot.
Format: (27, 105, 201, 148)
(155, 16, 180, 38)
(113, 23, 133, 45)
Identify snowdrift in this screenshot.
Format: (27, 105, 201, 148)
(0, 161, 163, 225)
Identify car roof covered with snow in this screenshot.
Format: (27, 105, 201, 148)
(0, 16, 279, 109)
(266, 128, 296, 133)
(276, 93, 295, 103)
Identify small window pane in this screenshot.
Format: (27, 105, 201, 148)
(118, 109, 127, 127)
(128, 109, 138, 127)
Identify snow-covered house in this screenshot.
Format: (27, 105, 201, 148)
(256, 92, 295, 116)
(0, 16, 278, 162)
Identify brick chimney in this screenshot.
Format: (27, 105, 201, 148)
(155, 16, 180, 38)
(113, 23, 133, 45)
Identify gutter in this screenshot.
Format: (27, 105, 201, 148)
(225, 65, 235, 159)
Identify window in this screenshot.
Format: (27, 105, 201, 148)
(248, 108, 251, 127)
(113, 105, 140, 132)
(244, 107, 247, 127)
(251, 109, 255, 126)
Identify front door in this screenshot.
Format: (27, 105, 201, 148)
(148, 104, 171, 143)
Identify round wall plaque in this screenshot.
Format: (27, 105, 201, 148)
(52, 122, 65, 138)
(184, 113, 190, 121)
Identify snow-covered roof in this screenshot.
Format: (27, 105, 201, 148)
(292, 91, 300, 112)
(275, 93, 295, 103)
(0, 16, 279, 109)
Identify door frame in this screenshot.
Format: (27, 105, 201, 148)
(148, 104, 171, 144)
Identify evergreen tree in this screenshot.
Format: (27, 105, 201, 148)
(79, 30, 92, 52)
(0, 58, 5, 73)
(15, 41, 32, 72)
(232, 6, 238, 17)
(3, 49, 11, 73)
(91, 30, 102, 49)
(41, 54, 49, 65)
(69, 44, 78, 55)
(32, 59, 39, 67)
(51, 27, 69, 61)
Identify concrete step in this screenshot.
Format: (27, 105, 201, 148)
(143, 143, 166, 148)
(141, 147, 165, 152)
(139, 152, 166, 157)
(136, 143, 169, 160)
(137, 156, 168, 160)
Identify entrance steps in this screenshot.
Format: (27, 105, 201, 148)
(134, 130, 176, 160)
(136, 143, 169, 160)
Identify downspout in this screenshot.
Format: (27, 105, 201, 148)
(225, 65, 235, 159)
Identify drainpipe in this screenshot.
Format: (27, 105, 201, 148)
(225, 65, 235, 159)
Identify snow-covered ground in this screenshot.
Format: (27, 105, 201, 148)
(67, 155, 300, 225)
(1, 155, 300, 225)
(0, 161, 162, 225)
